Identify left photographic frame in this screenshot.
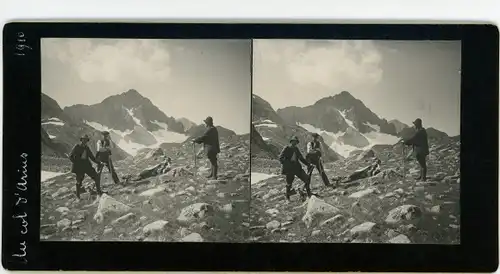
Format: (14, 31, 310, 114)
(40, 38, 252, 242)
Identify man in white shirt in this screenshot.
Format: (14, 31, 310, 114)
(305, 133, 331, 187)
(96, 131, 120, 184)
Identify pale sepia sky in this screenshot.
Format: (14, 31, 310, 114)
(253, 40, 461, 136)
(42, 38, 251, 134)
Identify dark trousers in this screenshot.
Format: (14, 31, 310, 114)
(75, 164, 101, 197)
(97, 159, 120, 184)
(285, 167, 311, 199)
(416, 154, 427, 181)
(306, 157, 330, 186)
(207, 152, 218, 179)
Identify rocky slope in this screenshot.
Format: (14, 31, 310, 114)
(249, 137, 460, 244)
(40, 135, 251, 242)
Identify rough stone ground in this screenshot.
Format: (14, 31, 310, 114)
(249, 140, 460, 244)
(41, 138, 251, 242)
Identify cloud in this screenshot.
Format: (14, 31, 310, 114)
(42, 38, 171, 84)
(254, 40, 383, 91)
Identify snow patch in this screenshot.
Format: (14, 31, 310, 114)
(48, 134, 57, 139)
(48, 117, 63, 122)
(262, 137, 270, 141)
(124, 107, 145, 128)
(85, 119, 187, 156)
(85, 120, 110, 132)
(251, 173, 278, 185)
(339, 110, 356, 129)
(150, 121, 189, 144)
(84, 120, 133, 137)
(116, 139, 147, 156)
(298, 122, 357, 158)
(363, 131, 399, 146)
(255, 123, 278, 128)
(41, 171, 66, 182)
(365, 122, 381, 132)
(297, 122, 398, 158)
(42, 121, 65, 126)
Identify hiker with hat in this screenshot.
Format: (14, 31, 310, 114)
(69, 134, 102, 199)
(332, 157, 382, 184)
(279, 135, 314, 201)
(305, 133, 332, 187)
(96, 131, 120, 184)
(132, 156, 173, 181)
(399, 118, 429, 181)
(193, 116, 220, 179)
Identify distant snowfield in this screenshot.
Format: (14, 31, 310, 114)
(297, 120, 399, 158)
(85, 114, 188, 157)
(251, 172, 278, 185)
(255, 123, 278, 128)
(42, 118, 65, 126)
(41, 171, 65, 182)
(151, 121, 189, 143)
(124, 107, 145, 128)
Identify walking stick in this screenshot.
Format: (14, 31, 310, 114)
(402, 144, 406, 184)
(193, 142, 197, 170)
(108, 156, 118, 184)
(319, 157, 325, 174)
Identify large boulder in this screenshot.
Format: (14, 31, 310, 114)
(177, 203, 213, 223)
(385, 205, 422, 224)
(302, 196, 340, 228)
(93, 194, 131, 224)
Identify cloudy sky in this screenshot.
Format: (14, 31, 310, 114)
(42, 38, 251, 134)
(253, 40, 461, 136)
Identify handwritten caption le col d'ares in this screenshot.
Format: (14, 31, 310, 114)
(10, 32, 31, 264)
(12, 153, 29, 264)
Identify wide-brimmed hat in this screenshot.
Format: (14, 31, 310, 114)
(204, 116, 213, 124)
(80, 134, 90, 141)
(101, 131, 110, 136)
(289, 136, 300, 143)
(412, 118, 422, 127)
(311, 133, 320, 138)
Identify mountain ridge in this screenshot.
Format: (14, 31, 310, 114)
(42, 90, 241, 158)
(64, 89, 185, 133)
(253, 91, 451, 159)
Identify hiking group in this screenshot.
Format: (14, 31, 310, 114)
(278, 118, 429, 202)
(68, 116, 220, 200)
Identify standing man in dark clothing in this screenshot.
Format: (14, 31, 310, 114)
(400, 118, 429, 181)
(193, 116, 220, 179)
(279, 136, 314, 201)
(96, 131, 120, 184)
(69, 134, 102, 199)
(306, 133, 331, 187)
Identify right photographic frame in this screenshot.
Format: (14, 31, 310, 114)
(250, 39, 461, 244)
